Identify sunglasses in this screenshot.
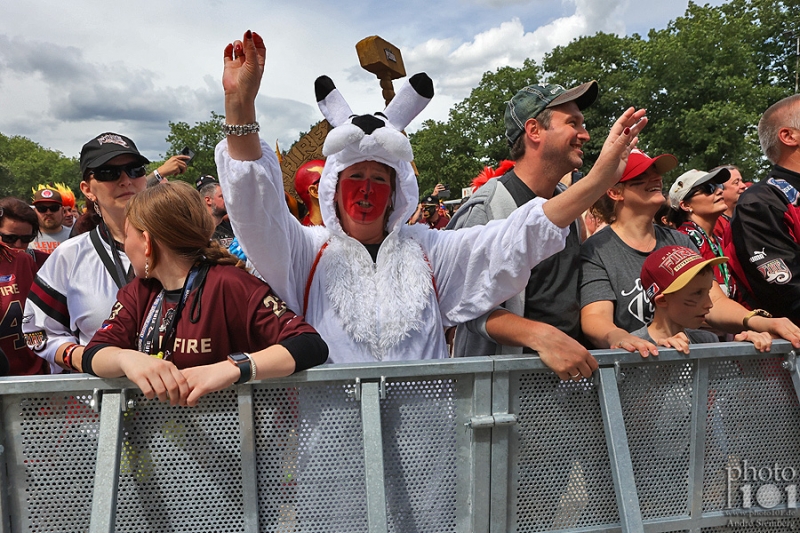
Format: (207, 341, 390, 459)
(90, 164, 147, 182)
(687, 181, 722, 198)
(0, 232, 36, 245)
(35, 204, 62, 214)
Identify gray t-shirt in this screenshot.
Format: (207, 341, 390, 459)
(579, 225, 696, 333)
(630, 325, 720, 344)
(29, 225, 72, 254)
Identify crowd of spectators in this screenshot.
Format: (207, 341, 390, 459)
(2, 31, 800, 404)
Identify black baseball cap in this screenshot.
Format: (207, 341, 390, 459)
(196, 175, 218, 190)
(80, 132, 149, 174)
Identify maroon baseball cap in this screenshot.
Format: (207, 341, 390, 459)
(620, 149, 678, 182)
(641, 245, 727, 301)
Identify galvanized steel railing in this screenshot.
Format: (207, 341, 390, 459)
(1, 341, 800, 533)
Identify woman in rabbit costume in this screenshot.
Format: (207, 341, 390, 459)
(216, 31, 647, 364)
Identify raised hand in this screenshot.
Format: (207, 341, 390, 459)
(223, 30, 266, 160)
(223, 30, 266, 107)
(593, 107, 648, 182)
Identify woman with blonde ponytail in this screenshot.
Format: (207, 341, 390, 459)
(82, 181, 327, 406)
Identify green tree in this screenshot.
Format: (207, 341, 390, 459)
(0, 133, 80, 200)
(542, 32, 645, 168)
(163, 111, 225, 184)
(632, 0, 798, 184)
(411, 59, 541, 195)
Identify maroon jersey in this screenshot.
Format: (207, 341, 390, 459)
(87, 264, 317, 369)
(0, 245, 48, 376)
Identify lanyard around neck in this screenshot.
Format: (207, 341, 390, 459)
(688, 221, 730, 289)
(138, 265, 201, 360)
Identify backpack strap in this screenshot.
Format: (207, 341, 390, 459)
(303, 240, 330, 316)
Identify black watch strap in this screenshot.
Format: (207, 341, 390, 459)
(228, 352, 251, 385)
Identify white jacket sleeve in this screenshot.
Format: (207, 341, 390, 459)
(215, 138, 316, 313)
(415, 196, 568, 326)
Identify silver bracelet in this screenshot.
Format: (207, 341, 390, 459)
(223, 122, 260, 136)
(248, 353, 257, 383)
(153, 169, 164, 182)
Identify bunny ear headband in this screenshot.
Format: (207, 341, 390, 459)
(315, 73, 434, 163)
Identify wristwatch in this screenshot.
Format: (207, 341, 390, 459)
(228, 352, 255, 385)
(742, 309, 772, 329)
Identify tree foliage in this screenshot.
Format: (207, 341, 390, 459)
(0, 133, 80, 201)
(163, 111, 226, 184)
(411, 0, 800, 194)
(410, 59, 540, 195)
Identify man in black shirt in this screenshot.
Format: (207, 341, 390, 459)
(448, 81, 600, 381)
(197, 175, 235, 248)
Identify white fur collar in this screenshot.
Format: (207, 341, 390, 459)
(321, 231, 433, 360)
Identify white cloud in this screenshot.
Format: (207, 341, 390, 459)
(406, 0, 629, 99)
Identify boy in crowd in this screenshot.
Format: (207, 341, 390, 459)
(632, 245, 771, 353)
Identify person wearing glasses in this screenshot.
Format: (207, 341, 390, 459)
(0, 197, 49, 268)
(29, 187, 71, 253)
(666, 168, 738, 300)
(23, 132, 149, 374)
(579, 149, 800, 357)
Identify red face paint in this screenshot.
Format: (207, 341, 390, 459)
(338, 164, 392, 224)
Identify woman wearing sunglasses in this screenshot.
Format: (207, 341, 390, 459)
(23, 132, 150, 374)
(0, 200, 49, 375)
(666, 168, 738, 299)
(579, 150, 800, 356)
(0, 197, 49, 269)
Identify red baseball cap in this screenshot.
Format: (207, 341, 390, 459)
(620, 149, 679, 182)
(641, 245, 727, 301)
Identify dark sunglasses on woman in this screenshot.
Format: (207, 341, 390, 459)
(0, 232, 36, 245)
(688, 181, 722, 198)
(90, 164, 148, 182)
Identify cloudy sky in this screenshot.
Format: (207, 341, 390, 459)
(0, 0, 725, 161)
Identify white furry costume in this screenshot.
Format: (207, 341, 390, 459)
(217, 73, 568, 363)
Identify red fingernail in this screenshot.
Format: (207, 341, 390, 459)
(245, 30, 252, 40)
(623, 127, 631, 135)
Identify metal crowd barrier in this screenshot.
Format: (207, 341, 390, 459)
(1, 341, 800, 532)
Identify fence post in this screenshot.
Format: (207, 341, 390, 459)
(471, 371, 493, 533)
(361, 380, 389, 533)
(238, 387, 261, 532)
(89, 390, 123, 533)
(597, 367, 644, 533)
(688, 360, 710, 532)
(489, 370, 511, 533)
(0, 397, 11, 533)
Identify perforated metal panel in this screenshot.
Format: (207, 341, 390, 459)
(703, 357, 800, 514)
(253, 382, 368, 532)
(113, 389, 244, 532)
(510, 372, 619, 532)
(5, 392, 99, 532)
(381, 378, 461, 533)
(619, 362, 695, 520)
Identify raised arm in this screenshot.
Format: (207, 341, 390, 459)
(216, 31, 316, 311)
(223, 30, 266, 162)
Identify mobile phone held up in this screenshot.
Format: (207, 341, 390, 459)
(180, 147, 195, 165)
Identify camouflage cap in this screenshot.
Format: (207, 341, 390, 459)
(504, 80, 598, 146)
